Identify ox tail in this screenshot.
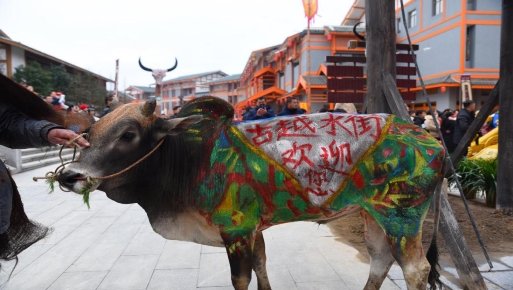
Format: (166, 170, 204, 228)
(426, 178, 443, 290)
(0, 170, 51, 278)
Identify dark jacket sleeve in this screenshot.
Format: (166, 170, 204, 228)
(247, 107, 276, 120)
(457, 112, 472, 133)
(246, 108, 258, 120)
(266, 108, 276, 118)
(100, 107, 111, 118)
(0, 103, 62, 149)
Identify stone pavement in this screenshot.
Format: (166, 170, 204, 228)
(0, 164, 511, 290)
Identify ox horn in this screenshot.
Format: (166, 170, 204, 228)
(138, 58, 153, 72)
(353, 22, 366, 41)
(167, 58, 178, 72)
(140, 98, 156, 117)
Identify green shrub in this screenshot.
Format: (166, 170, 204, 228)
(449, 157, 498, 206)
(473, 158, 498, 207)
(449, 157, 481, 199)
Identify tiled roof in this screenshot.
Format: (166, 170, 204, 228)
(208, 74, 241, 83)
(299, 27, 326, 38)
(164, 71, 227, 83)
(0, 35, 113, 82)
(133, 86, 155, 93)
(324, 25, 366, 34)
(308, 75, 327, 86)
(419, 75, 498, 87)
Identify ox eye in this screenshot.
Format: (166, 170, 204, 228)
(121, 132, 136, 141)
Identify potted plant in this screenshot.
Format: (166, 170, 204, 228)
(449, 157, 481, 199)
(473, 158, 498, 207)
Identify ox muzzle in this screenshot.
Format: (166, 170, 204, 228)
(57, 170, 99, 193)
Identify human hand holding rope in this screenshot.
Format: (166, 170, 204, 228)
(47, 128, 90, 148)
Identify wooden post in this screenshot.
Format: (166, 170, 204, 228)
(439, 193, 488, 289)
(497, 0, 513, 215)
(382, 72, 412, 121)
(155, 84, 162, 115)
(365, 0, 394, 114)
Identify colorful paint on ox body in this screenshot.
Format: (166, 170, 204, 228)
(194, 113, 444, 255)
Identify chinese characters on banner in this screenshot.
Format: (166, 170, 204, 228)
(237, 113, 387, 205)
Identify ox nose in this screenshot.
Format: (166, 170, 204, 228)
(58, 171, 82, 190)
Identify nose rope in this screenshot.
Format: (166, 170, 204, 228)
(74, 137, 165, 181)
(33, 135, 166, 188)
(32, 133, 87, 192)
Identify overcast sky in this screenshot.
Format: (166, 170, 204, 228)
(0, 0, 352, 91)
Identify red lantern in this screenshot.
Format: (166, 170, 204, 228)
(327, 34, 332, 41)
(288, 40, 293, 47)
(441, 86, 446, 93)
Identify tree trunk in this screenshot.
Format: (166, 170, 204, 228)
(497, 0, 513, 215)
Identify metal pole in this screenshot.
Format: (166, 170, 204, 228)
(307, 2, 312, 113)
(114, 59, 119, 100)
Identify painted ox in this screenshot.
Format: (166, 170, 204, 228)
(58, 97, 445, 290)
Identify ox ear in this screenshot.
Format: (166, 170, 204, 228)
(160, 115, 203, 137)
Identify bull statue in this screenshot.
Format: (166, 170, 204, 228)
(138, 57, 178, 86)
(58, 96, 445, 290)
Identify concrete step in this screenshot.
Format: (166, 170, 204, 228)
(21, 153, 76, 171)
(21, 148, 77, 163)
(21, 146, 61, 155)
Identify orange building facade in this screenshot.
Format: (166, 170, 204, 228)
(343, 0, 501, 111)
(234, 25, 366, 119)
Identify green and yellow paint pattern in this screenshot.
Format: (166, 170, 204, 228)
(193, 114, 444, 258)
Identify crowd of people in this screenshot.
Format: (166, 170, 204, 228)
(19, 82, 125, 122)
(409, 100, 499, 154)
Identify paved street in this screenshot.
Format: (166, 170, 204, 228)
(0, 164, 512, 290)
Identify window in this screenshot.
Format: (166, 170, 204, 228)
(397, 18, 401, 33)
(0, 45, 7, 76)
(433, 0, 443, 16)
(467, 0, 475, 10)
(278, 72, 284, 89)
(292, 62, 299, 87)
(466, 25, 475, 65)
(408, 10, 417, 28)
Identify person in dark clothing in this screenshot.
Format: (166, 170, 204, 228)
(0, 102, 90, 233)
(168, 106, 182, 119)
(413, 110, 426, 128)
(278, 98, 304, 116)
(453, 100, 476, 145)
(101, 93, 115, 117)
(441, 111, 457, 153)
(242, 103, 257, 121)
(246, 97, 276, 120)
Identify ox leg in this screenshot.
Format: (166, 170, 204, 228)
(391, 235, 431, 290)
(222, 233, 255, 290)
(252, 231, 272, 290)
(361, 211, 395, 290)
(372, 213, 431, 290)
